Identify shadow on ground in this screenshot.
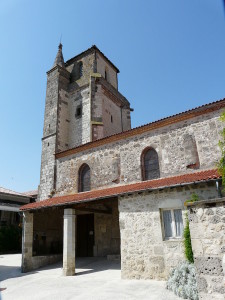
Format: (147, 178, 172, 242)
(0, 256, 120, 281)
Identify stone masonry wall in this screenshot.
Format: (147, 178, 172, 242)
(66, 52, 95, 88)
(94, 199, 120, 256)
(96, 54, 118, 89)
(56, 109, 222, 195)
(38, 66, 70, 201)
(187, 199, 225, 300)
(118, 183, 218, 280)
(99, 84, 123, 137)
(33, 208, 63, 256)
(38, 135, 57, 200)
(68, 86, 91, 148)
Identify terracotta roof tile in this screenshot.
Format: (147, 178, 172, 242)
(20, 169, 220, 211)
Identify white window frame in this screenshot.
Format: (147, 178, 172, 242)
(161, 208, 183, 240)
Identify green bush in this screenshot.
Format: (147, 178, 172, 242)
(0, 225, 22, 253)
(167, 261, 199, 300)
(186, 192, 199, 203)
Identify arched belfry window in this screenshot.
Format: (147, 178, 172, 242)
(141, 147, 160, 181)
(78, 164, 90, 192)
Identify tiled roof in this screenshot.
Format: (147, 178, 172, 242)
(56, 98, 225, 159)
(23, 190, 38, 197)
(20, 169, 220, 211)
(0, 187, 30, 198)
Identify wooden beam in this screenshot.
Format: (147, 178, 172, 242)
(75, 207, 112, 215)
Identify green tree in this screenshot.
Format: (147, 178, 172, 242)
(183, 214, 194, 263)
(183, 193, 199, 263)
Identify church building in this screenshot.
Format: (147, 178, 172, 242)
(20, 44, 224, 280)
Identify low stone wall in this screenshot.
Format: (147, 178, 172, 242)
(30, 254, 62, 271)
(187, 198, 225, 300)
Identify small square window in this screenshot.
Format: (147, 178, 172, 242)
(75, 106, 82, 118)
(162, 209, 183, 239)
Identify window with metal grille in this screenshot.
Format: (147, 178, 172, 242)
(162, 209, 184, 239)
(141, 148, 160, 180)
(78, 164, 91, 192)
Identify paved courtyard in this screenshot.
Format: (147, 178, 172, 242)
(0, 254, 180, 300)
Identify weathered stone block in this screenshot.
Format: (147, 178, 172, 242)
(194, 257, 223, 276)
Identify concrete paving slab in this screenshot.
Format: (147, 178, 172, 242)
(0, 254, 180, 300)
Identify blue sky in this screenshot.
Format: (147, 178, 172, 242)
(0, 0, 225, 192)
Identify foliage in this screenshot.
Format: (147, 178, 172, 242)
(183, 214, 194, 263)
(0, 225, 22, 253)
(166, 261, 199, 300)
(184, 193, 198, 263)
(186, 193, 199, 203)
(217, 110, 225, 189)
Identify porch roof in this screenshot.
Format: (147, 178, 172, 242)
(20, 169, 220, 212)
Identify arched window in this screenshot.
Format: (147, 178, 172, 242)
(184, 134, 200, 169)
(78, 164, 90, 192)
(141, 148, 160, 181)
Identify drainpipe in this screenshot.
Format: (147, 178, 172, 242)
(216, 180, 222, 198)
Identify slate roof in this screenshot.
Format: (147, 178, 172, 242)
(20, 169, 220, 211)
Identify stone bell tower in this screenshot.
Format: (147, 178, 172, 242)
(38, 44, 132, 201)
(38, 44, 70, 201)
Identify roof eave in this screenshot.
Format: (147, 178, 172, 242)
(65, 45, 120, 73)
(20, 177, 220, 212)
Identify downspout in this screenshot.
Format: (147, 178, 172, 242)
(216, 180, 222, 198)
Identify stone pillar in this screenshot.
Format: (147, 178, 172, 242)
(21, 211, 33, 273)
(63, 208, 76, 276)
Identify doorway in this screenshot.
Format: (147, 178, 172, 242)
(77, 214, 94, 257)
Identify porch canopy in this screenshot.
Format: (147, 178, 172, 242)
(20, 169, 220, 212)
(20, 169, 220, 276)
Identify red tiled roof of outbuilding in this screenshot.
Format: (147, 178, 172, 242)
(20, 169, 220, 211)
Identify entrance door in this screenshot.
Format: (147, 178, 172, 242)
(77, 214, 94, 257)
